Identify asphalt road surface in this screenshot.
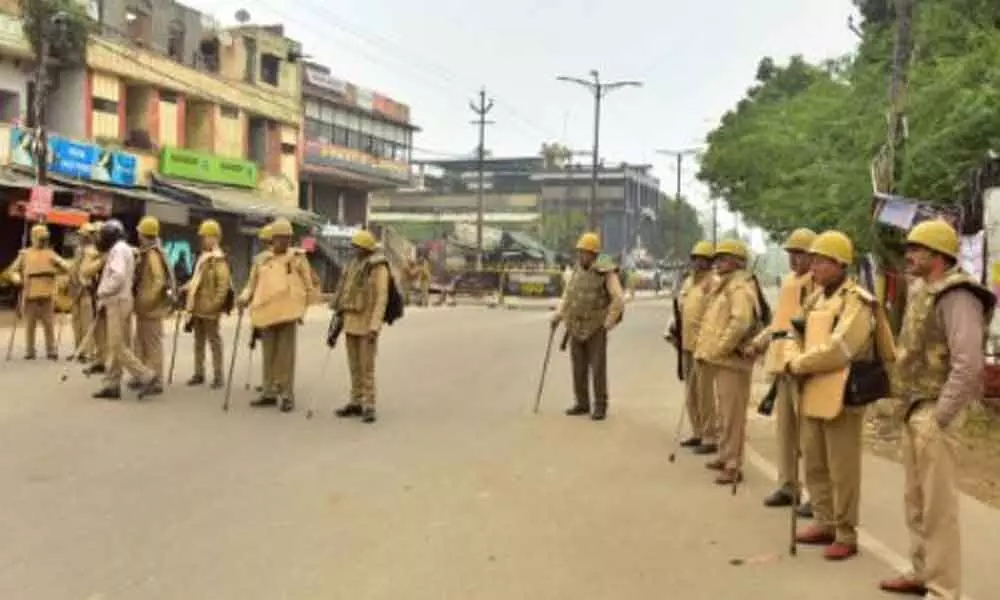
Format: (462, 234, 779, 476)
(0, 301, 993, 599)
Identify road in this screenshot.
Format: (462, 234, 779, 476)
(0, 300, 994, 599)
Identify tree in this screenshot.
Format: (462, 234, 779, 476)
(539, 142, 573, 169)
(20, 0, 92, 184)
(656, 195, 705, 260)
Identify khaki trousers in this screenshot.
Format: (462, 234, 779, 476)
(775, 375, 802, 490)
(346, 333, 378, 408)
(684, 352, 717, 443)
(260, 329, 276, 395)
(102, 299, 154, 388)
(71, 295, 95, 358)
(23, 297, 55, 356)
(570, 328, 608, 410)
(192, 317, 223, 379)
(802, 406, 865, 545)
(265, 322, 297, 398)
(714, 365, 751, 470)
(134, 316, 164, 381)
(903, 403, 962, 600)
(93, 312, 108, 367)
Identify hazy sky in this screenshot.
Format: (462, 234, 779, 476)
(188, 0, 861, 243)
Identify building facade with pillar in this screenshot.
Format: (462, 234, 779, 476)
(298, 61, 417, 228)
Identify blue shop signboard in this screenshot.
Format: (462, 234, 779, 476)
(10, 127, 138, 187)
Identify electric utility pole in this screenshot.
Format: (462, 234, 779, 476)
(656, 148, 700, 261)
(469, 87, 494, 270)
(557, 70, 642, 232)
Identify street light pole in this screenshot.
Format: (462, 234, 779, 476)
(557, 70, 642, 234)
(655, 148, 700, 261)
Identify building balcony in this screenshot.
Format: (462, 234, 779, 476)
(302, 138, 410, 188)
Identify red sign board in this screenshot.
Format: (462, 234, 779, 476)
(27, 185, 53, 219)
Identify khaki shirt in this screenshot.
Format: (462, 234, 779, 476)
(694, 270, 759, 371)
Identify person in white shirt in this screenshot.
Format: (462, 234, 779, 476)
(92, 220, 159, 400)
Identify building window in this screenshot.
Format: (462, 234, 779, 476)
(167, 21, 185, 62)
(88, 0, 103, 22)
(333, 125, 348, 147)
(281, 142, 296, 155)
(220, 105, 239, 119)
(125, 6, 151, 45)
(159, 90, 178, 103)
(260, 53, 281, 86)
(93, 97, 118, 114)
(0, 90, 19, 122)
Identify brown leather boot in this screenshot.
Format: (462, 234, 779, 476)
(823, 542, 858, 561)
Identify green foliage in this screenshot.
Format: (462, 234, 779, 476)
(657, 195, 705, 259)
(539, 209, 588, 253)
(697, 1, 1000, 253)
(539, 142, 573, 169)
(20, 0, 93, 65)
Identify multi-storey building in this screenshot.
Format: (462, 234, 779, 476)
(298, 60, 417, 229)
(370, 157, 664, 257)
(0, 0, 315, 283)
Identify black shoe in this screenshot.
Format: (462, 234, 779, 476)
(279, 397, 295, 413)
(137, 380, 163, 399)
(210, 377, 224, 390)
(24, 353, 35, 360)
(796, 502, 814, 519)
(361, 408, 377, 423)
(680, 437, 702, 448)
(254, 385, 264, 393)
(250, 396, 278, 408)
(565, 405, 589, 416)
(763, 488, 795, 508)
(47, 353, 59, 361)
(93, 387, 121, 400)
(187, 374, 205, 386)
(591, 407, 607, 421)
(83, 364, 106, 376)
(126, 379, 143, 391)
(76, 355, 88, 363)
(693, 443, 719, 455)
(335, 404, 364, 418)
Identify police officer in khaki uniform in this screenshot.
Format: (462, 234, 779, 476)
(238, 218, 313, 413)
(695, 239, 760, 485)
(68, 222, 100, 362)
(665, 240, 718, 452)
(130, 216, 172, 393)
(6, 224, 70, 359)
(745, 228, 817, 513)
(879, 221, 995, 598)
(181, 219, 232, 388)
(81, 222, 109, 374)
(250, 224, 273, 394)
(332, 229, 390, 423)
(550, 232, 626, 421)
(786, 231, 876, 561)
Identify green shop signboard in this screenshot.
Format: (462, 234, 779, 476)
(159, 147, 258, 188)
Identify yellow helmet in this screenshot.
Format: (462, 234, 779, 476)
(270, 218, 293, 237)
(809, 230, 854, 265)
(351, 229, 377, 251)
(575, 232, 601, 254)
(906, 219, 959, 259)
(137, 216, 160, 237)
(690, 240, 714, 258)
(714, 238, 748, 260)
(30, 224, 49, 242)
(258, 224, 273, 242)
(198, 219, 222, 239)
(783, 228, 817, 252)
